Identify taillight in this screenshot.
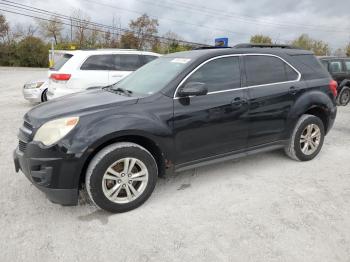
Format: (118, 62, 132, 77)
(50, 73, 71, 81)
(329, 80, 338, 97)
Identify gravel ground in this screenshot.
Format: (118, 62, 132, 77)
(1, 67, 350, 262)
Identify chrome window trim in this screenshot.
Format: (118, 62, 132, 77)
(173, 53, 302, 99)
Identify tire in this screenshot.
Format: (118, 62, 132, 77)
(337, 86, 350, 106)
(285, 114, 325, 161)
(85, 142, 158, 213)
(41, 89, 48, 102)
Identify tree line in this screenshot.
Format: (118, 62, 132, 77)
(0, 11, 193, 67)
(0, 11, 350, 68)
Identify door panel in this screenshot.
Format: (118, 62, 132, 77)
(173, 91, 249, 164)
(247, 81, 305, 146)
(172, 56, 249, 164)
(243, 55, 303, 147)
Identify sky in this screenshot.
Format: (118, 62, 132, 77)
(1, 0, 350, 51)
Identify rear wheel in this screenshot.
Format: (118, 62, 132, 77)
(85, 142, 158, 213)
(285, 114, 325, 161)
(337, 86, 350, 106)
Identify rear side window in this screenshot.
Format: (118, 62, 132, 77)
(185, 56, 241, 92)
(51, 53, 73, 71)
(111, 55, 141, 71)
(143, 55, 158, 64)
(80, 55, 114, 70)
(244, 55, 298, 86)
(329, 61, 344, 73)
(345, 60, 350, 71)
(292, 55, 329, 80)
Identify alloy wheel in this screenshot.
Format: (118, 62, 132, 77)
(102, 157, 149, 204)
(299, 124, 321, 155)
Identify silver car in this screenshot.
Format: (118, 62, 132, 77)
(22, 79, 49, 103)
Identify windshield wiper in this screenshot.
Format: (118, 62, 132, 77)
(104, 86, 133, 96)
(114, 87, 133, 95)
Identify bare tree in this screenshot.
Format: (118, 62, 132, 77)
(71, 10, 91, 48)
(36, 16, 63, 45)
(129, 14, 158, 50)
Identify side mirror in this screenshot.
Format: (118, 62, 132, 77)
(177, 82, 208, 97)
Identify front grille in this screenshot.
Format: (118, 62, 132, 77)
(18, 140, 27, 152)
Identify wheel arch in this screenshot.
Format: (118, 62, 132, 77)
(286, 91, 335, 138)
(338, 79, 350, 91)
(78, 134, 167, 188)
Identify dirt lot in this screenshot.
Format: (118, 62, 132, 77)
(1, 67, 350, 262)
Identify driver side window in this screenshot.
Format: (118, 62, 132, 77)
(185, 56, 241, 93)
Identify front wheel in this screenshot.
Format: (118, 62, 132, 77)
(85, 142, 158, 213)
(285, 114, 325, 161)
(337, 86, 350, 106)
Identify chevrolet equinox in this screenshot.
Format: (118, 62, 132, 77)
(14, 45, 338, 213)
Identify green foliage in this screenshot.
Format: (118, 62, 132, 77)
(291, 34, 330, 56)
(346, 43, 350, 57)
(250, 34, 272, 44)
(120, 32, 139, 49)
(16, 36, 49, 67)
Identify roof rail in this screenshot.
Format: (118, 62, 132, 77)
(234, 43, 297, 49)
(194, 46, 229, 50)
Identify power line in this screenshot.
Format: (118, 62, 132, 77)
(134, 0, 350, 33)
(0, 0, 209, 47)
(83, 0, 278, 38)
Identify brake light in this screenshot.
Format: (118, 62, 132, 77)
(50, 73, 71, 81)
(329, 80, 338, 97)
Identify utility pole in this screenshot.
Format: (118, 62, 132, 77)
(70, 17, 73, 42)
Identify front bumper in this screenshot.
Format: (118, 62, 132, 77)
(22, 88, 43, 103)
(13, 144, 81, 206)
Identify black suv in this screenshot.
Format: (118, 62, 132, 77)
(14, 45, 337, 213)
(319, 56, 350, 106)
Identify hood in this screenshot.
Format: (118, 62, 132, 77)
(26, 89, 138, 125)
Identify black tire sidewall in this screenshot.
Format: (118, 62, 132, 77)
(293, 116, 325, 161)
(89, 146, 158, 213)
(339, 87, 350, 106)
(42, 89, 48, 102)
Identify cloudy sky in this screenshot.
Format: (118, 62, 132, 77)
(1, 0, 350, 50)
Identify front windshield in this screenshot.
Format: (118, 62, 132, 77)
(112, 57, 192, 95)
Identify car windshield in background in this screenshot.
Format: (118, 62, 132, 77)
(112, 57, 191, 95)
(50, 53, 73, 71)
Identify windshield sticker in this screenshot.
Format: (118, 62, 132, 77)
(171, 58, 191, 64)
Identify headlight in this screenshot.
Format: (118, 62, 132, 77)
(33, 117, 79, 146)
(24, 82, 45, 89)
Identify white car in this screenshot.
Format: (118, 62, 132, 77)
(47, 49, 161, 100)
(22, 79, 49, 103)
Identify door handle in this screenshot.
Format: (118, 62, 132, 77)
(289, 86, 299, 95)
(231, 97, 248, 107)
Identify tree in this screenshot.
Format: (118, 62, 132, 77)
(37, 16, 63, 45)
(16, 36, 48, 67)
(0, 14, 9, 41)
(71, 10, 91, 48)
(346, 43, 350, 57)
(120, 32, 138, 49)
(129, 14, 158, 50)
(291, 34, 330, 56)
(250, 34, 272, 44)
